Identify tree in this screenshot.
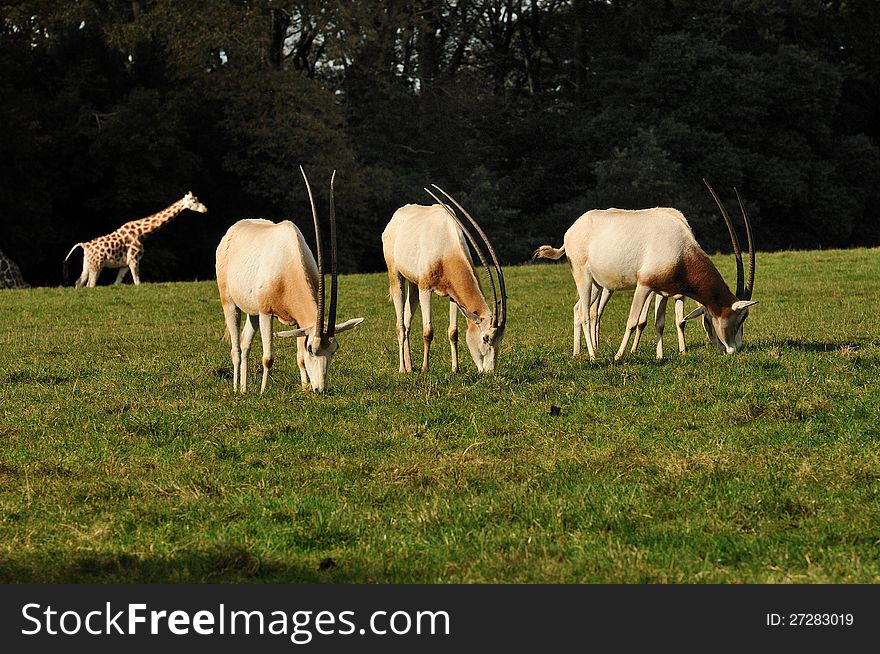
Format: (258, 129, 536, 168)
(1, 1, 879, 285)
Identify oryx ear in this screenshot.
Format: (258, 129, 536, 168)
(683, 306, 706, 321)
(275, 327, 310, 338)
(333, 317, 365, 333)
(453, 302, 481, 325)
(731, 300, 758, 311)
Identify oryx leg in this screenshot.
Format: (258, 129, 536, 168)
(403, 281, 418, 372)
(572, 266, 597, 361)
(615, 285, 654, 361)
(389, 271, 411, 373)
(222, 303, 243, 392)
(258, 312, 274, 394)
(588, 292, 600, 354)
(239, 314, 259, 393)
(631, 292, 654, 353)
(296, 336, 309, 388)
(594, 286, 613, 353)
(419, 287, 434, 372)
(674, 296, 687, 354)
(448, 300, 460, 373)
(654, 294, 669, 359)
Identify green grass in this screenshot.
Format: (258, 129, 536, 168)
(1, 248, 879, 583)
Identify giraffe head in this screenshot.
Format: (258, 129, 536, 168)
(182, 191, 208, 213)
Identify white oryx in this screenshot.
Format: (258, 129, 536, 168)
(382, 185, 507, 373)
(215, 167, 363, 394)
(534, 180, 756, 360)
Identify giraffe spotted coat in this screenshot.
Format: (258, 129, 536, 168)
(65, 192, 207, 287)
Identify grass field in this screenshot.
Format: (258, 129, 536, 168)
(1, 248, 878, 583)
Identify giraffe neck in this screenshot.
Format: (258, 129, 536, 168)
(123, 198, 188, 239)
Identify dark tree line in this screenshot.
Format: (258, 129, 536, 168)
(1, 0, 878, 287)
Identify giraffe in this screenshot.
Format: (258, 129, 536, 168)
(64, 191, 208, 287)
(0, 247, 30, 289)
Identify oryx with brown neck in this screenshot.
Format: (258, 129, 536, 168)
(534, 180, 757, 360)
(382, 185, 507, 373)
(215, 168, 363, 394)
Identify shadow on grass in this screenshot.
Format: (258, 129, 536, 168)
(766, 338, 875, 353)
(0, 547, 385, 584)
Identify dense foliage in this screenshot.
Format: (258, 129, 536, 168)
(1, 1, 878, 285)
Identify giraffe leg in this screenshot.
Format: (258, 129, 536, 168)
(113, 266, 129, 285)
(86, 263, 101, 288)
(74, 257, 89, 288)
(128, 251, 143, 286)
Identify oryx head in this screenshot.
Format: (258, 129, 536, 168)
(276, 168, 364, 392)
(685, 180, 757, 354)
(458, 305, 505, 373)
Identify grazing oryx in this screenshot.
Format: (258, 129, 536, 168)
(534, 180, 756, 360)
(65, 191, 208, 287)
(215, 168, 363, 394)
(382, 185, 507, 373)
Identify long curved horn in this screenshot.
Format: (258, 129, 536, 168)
(735, 188, 755, 300)
(327, 170, 338, 338)
(430, 185, 507, 328)
(423, 186, 498, 325)
(703, 179, 744, 299)
(301, 165, 324, 338)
